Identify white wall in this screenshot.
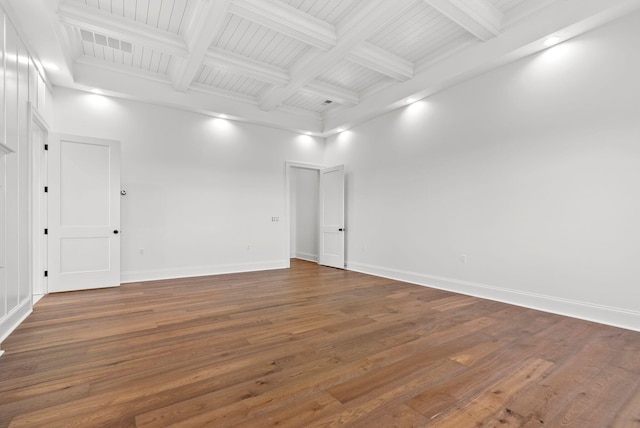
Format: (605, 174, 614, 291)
(52, 87, 324, 282)
(292, 167, 319, 261)
(324, 12, 640, 331)
(0, 5, 52, 350)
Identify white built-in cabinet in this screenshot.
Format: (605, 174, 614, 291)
(0, 6, 50, 352)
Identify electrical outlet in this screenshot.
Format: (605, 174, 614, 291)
(139, 249, 144, 255)
(460, 254, 467, 264)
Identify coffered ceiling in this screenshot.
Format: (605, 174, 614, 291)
(5, 0, 640, 135)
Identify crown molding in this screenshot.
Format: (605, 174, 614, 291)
(70, 60, 323, 133)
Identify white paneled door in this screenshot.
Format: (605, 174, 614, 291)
(48, 134, 121, 292)
(318, 165, 345, 269)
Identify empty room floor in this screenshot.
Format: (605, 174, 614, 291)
(0, 259, 639, 427)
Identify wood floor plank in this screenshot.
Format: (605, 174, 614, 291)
(407, 341, 540, 419)
(307, 359, 466, 427)
(427, 357, 556, 426)
(156, 357, 379, 427)
(0, 259, 638, 427)
(349, 403, 430, 428)
(551, 365, 637, 427)
(613, 384, 640, 427)
(501, 331, 629, 425)
(233, 391, 342, 428)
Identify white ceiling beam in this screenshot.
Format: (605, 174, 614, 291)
(259, 0, 416, 111)
(228, 0, 336, 50)
(189, 83, 257, 105)
(66, 26, 85, 63)
(72, 60, 323, 133)
(346, 42, 414, 81)
(204, 48, 289, 87)
(57, 2, 188, 58)
(423, 0, 503, 41)
(173, 0, 231, 92)
(301, 81, 359, 105)
(75, 56, 172, 85)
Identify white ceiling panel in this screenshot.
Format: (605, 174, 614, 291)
(316, 59, 391, 94)
(283, 92, 336, 113)
(489, 0, 531, 14)
(367, 1, 476, 64)
(195, 65, 269, 97)
(81, 39, 172, 75)
(213, 14, 311, 69)
(275, 0, 366, 26)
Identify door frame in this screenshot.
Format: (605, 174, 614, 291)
(28, 102, 49, 302)
(284, 161, 324, 269)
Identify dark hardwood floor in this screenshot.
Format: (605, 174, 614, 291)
(0, 259, 639, 427)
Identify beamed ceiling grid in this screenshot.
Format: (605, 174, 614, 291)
(11, 0, 640, 135)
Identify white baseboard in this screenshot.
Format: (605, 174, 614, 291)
(347, 261, 640, 332)
(33, 294, 45, 305)
(295, 252, 318, 262)
(121, 260, 289, 283)
(0, 298, 33, 347)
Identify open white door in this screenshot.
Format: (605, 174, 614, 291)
(318, 165, 345, 269)
(48, 134, 121, 292)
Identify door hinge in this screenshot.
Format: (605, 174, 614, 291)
(44, 186, 48, 193)
(44, 270, 48, 277)
(44, 144, 48, 151)
(44, 228, 48, 235)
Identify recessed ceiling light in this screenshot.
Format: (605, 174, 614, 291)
(544, 36, 561, 46)
(406, 98, 417, 104)
(336, 128, 344, 133)
(219, 114, 228, 119)
(91, 88, 103, 95)
(304, 131, 312, 135)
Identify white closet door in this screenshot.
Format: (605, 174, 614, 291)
(48, 134, 121, 292)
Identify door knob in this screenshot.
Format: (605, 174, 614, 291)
(339, 228, 344, 232)
(113, 230, 119, 234)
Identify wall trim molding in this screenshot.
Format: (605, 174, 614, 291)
(0, 298, 33, 347)
(121, 260, 288, 283)
(294, 252, 318, 262)
(347, 261, 640, 332)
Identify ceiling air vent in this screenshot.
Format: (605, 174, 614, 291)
(322, 100, 333, 105)
(80, 29, 133, 54)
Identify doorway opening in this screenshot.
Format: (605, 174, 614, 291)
(285, 161, 345, 269)
(289, 165, 320, 263)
